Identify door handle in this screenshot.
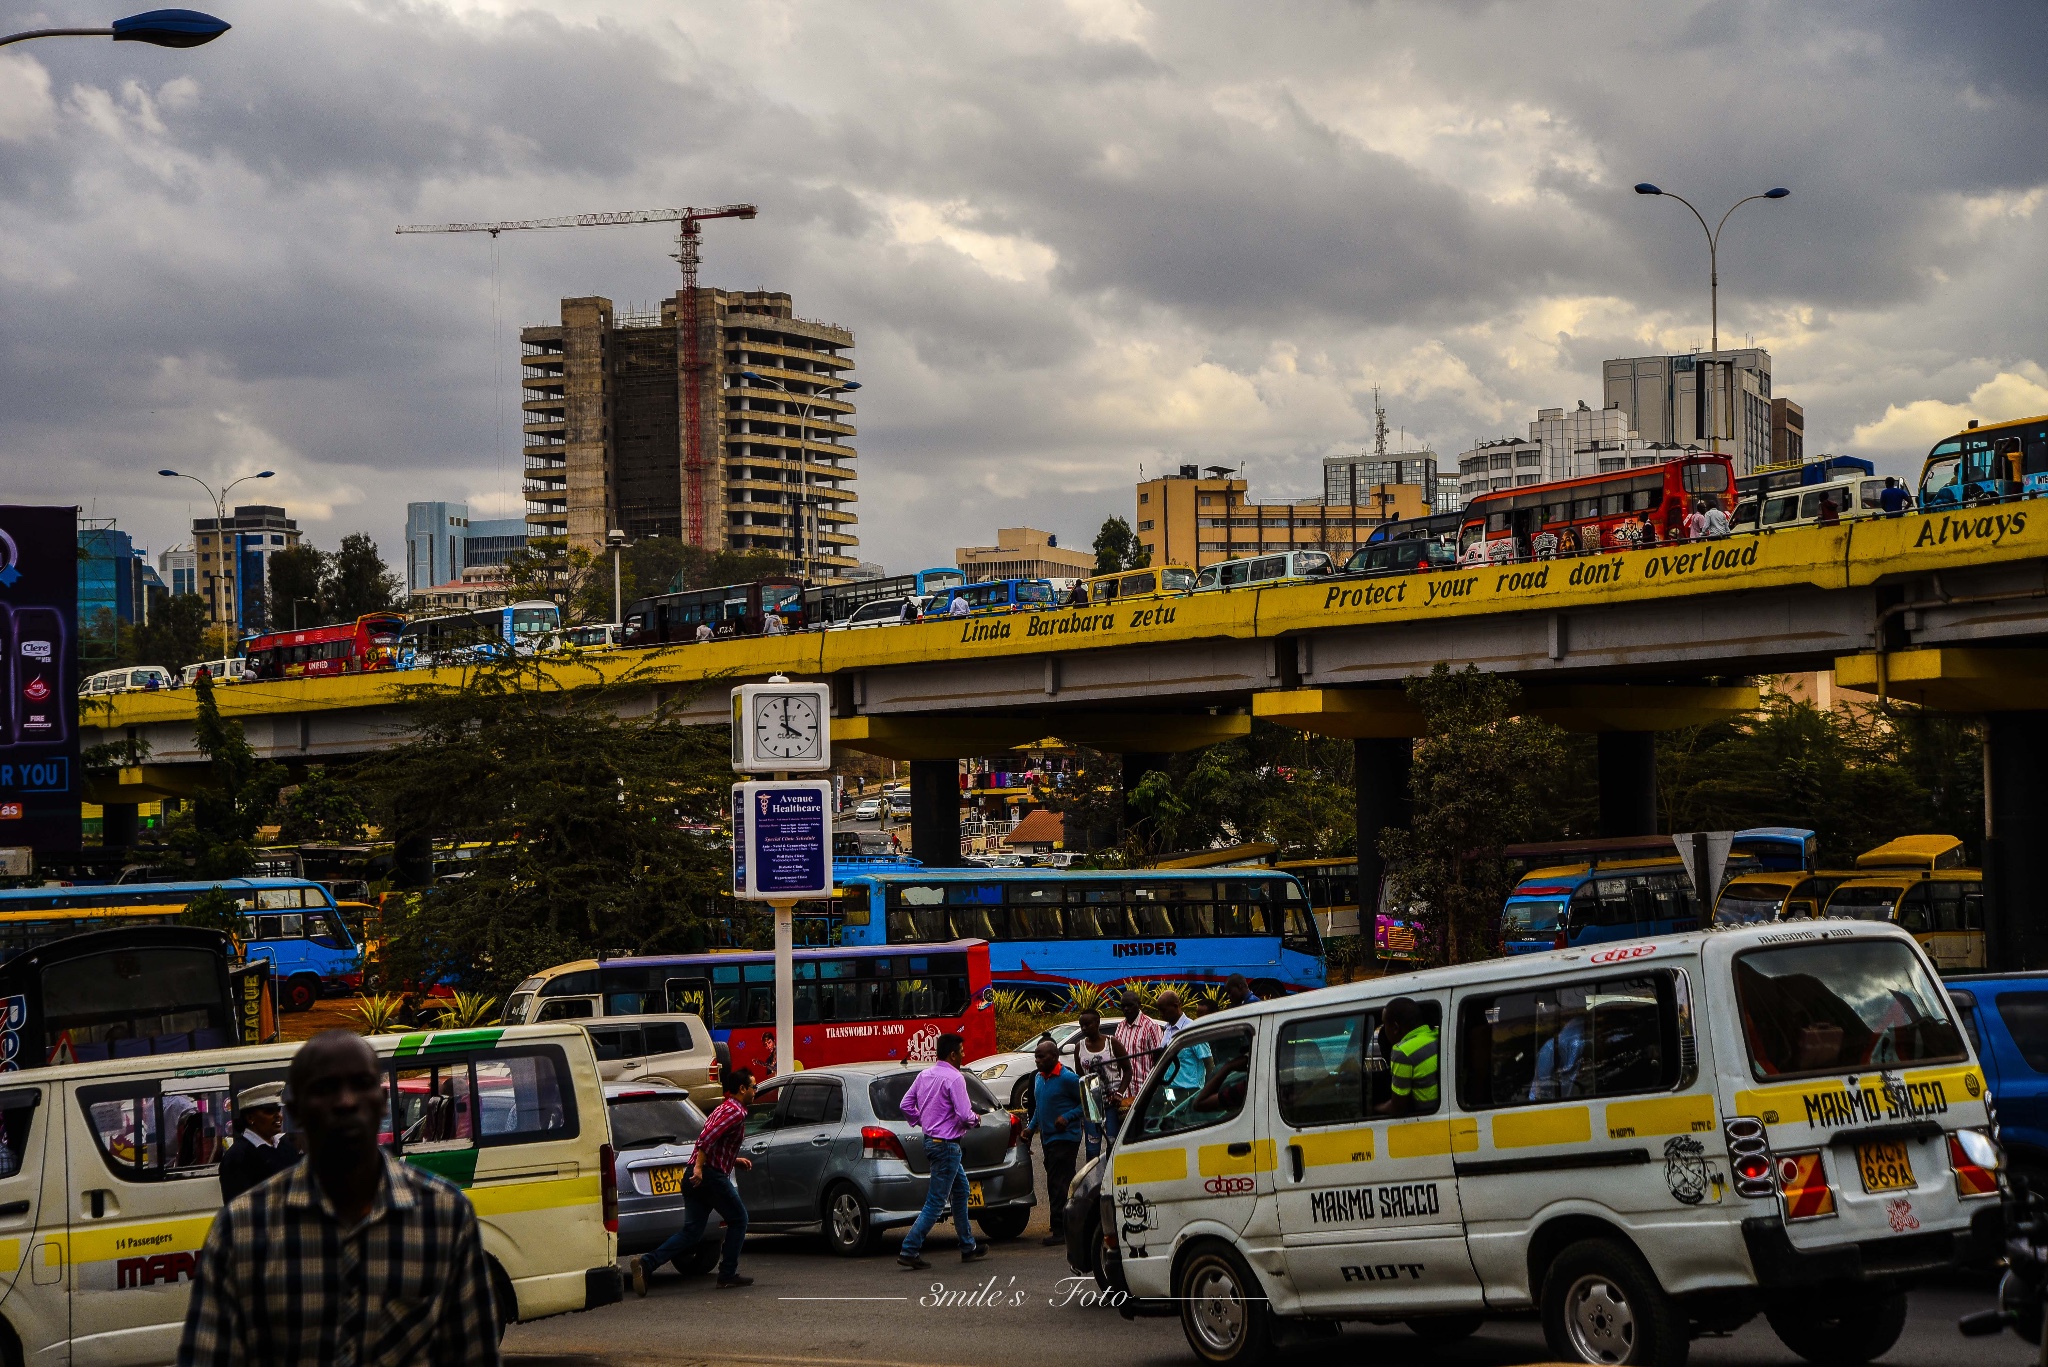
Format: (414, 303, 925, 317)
(1226, 1142, 1252, 1157)
(749, 1141, 769, 1153)
(810, 1135, 832, 1146)
(1288, 1144, 1304, 1183)
(0, 1200, 26, 1218)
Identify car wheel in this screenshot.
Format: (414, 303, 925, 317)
(683, 1241, 722, 1275)
(1009, 1077, 1033, 1111)
(283, 976, 320, 1014)
(1174, 1243, 1273, 1367)
(1540, 1238, 1686, 1367)
(1086, 1217, 1110, 1291)
(487, 1258, 516, 1342)
(822, 1182, 878, 1257)
(974, 1206, 1030, 1243)
(1406, 1314, 1482, 1342)
(1763, 1288, 1907, 1366)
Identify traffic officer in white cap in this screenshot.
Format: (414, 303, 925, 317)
(217, 1080, 300, 1203)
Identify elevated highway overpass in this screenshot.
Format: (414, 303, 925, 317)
(86, 506, 2048, 964)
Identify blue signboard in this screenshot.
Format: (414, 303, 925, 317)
(0, 508, 79, 855)
(732, 786, 749, 895)
(735, 780, 833, 900)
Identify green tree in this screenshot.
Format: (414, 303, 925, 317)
(1380, 665, 1565, 965)
(277, 767, 368, 844)
(1092, 517, 1149, 574)
(179, 886, 246, 940)
(265, 544, 330, 629)
(121, 593, 213, 672)
(360, 658, 733, 996)
(163, 672, 285, 878)
(329, 533, 402, 619)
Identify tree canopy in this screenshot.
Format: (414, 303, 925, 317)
(1092, 517, 1150, 575)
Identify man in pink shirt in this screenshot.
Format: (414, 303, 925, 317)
(895, 1034, 988, 1271)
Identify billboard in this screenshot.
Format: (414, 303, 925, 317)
(0, 507, 80, 856)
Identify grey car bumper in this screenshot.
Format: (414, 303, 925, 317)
(865, 1162, 1036, 1228)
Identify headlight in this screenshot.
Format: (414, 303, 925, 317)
(980, 1063, 1008, 1080)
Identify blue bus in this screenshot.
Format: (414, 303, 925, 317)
(0, 878, 362, 1012)
(1500, 858, 1703, 955)
(826, 868, 1325, 1001)
(1730, 826, 1816, 873)
(924, 579, 1059, 617)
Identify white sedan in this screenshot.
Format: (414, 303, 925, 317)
(968, 1020, 1085, 1110)
(852, 799, 883, 820)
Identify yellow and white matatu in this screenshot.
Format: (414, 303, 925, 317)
(1103, 921, 2001, 1367)
(0, 1022, 619, 1366)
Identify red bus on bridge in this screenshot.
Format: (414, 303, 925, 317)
(245, 613, 406, 680)
(1456, 452, 1737, 564)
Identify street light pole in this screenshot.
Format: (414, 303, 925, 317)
(0, 11, 231, 49)
(607, 529, 626, 626)
(1633, 183, 1789, 451)
(158, 468, 274, 632)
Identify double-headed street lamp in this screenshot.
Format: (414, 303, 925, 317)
(1633, 182, 1790, 357)
(737, 369, 861, 581)
(159, 468, 273, 629)
(0, 10, 230, 50)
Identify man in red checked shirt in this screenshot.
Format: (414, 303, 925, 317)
(633, 1068, 757, 1294)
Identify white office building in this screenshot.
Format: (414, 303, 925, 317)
(1603, 348, 1776, 474)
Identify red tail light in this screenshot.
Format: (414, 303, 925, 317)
(1950, 1129, 2001, 1199)
(599, 1143, 619, 1233)
(861, 1126, 908, 1161)
(1008, 1111, 1025, 1147)
(1777, 1150, 1835, 1220)
(707, 1061, 720, 1084)
(1552, 928, 1567, 950)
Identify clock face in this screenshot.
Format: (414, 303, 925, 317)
(753, 693, 822, 761)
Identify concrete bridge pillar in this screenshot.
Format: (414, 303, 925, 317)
(1353, 737, 1412, 972)
(909, 759, 964, 868)
(1596, 731, 1659, 839)
(100, 803, 138, 853)
(1986, 711, 2048, 970)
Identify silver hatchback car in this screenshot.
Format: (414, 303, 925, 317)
(606, 1083, 725, 1271)
(733, 1062, 1035, 1256)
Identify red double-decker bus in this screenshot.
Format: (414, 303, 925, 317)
(502, 941, 997, 1078)
(245, 613, 406, 680)
(1455, 452, 1738, 563)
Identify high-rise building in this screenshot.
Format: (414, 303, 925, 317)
(1321, 453, 1449, 514)
(1772, 397, 1805, 467)
(463, 517, 528, 570)
(519, 290, 858, 578)
(1602, 348, 1779, 473)
(405, 502, 468, 596)
(192, 505, 299, 631)
(1459, 402, 1703, 500)
(1136, 466, 1433, 568)
(158, 545, 197, 597)
(78, 522, 144, 629)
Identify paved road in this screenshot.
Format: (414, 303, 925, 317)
(506, 1153, 2034, 1367)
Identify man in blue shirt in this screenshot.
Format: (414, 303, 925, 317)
(1879, 477, 1912, 516)
(1024, 1039, 1084, 1247)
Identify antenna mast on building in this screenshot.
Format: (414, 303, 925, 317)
(1373, 387, 1389, 462)
(397, 203, 758, 547)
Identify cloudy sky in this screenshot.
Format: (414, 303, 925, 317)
(4, 0, 2047, 574)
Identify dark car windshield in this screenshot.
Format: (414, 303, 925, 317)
(1735, 938, 1966, 1079)
(607, 1094, 705, 1150)
(1716, 885, 1791, 926)
(870, 1070, 1002, 1120)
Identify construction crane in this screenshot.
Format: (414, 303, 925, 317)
(397, 204, 758, 547)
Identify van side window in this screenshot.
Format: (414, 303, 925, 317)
(585, 1026, 642, 1063)
(1127, 1027, 1253, 1142)
(78, 1079, 235, 1181)
(642, 1020, 691, 1054)
(1276, 1012, 1378, 1127)
(1995, 994, 2048, 1074)
(1457, 974, 1679, 1109)
(536, 998, 594, 1021)
(473, 1050, 574, 1142)
(395, 1062, 474, 1144)
(0, 1089, 37, 1179)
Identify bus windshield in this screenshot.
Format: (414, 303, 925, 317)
(1716, 885, 1791, 926)
(1920, 446, 1962, 503)
(1828, 884, 1905, 921)
(511, 606, 557, 636)
(764, 584, 802, 611)
(1016, 582, 1056, 605)
(1502, 898, 1565, 934)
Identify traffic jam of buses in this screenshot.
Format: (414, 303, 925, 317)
(17, 415, 2048, 1365)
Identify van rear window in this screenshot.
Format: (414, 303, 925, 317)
(1734, 939, 1965, 1079)
(1994, 993, 2048, 1075)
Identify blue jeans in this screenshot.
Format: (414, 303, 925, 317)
(641, 1169, 747, 1280)
(901, 1137, 976, 1258)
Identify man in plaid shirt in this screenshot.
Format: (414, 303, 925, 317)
(178, 1031, 499, 1367)
(634, 1067, 756, 1294)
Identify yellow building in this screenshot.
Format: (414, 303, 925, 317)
(1135, 466, 1433, 568)
(955, 527, 1097, 582)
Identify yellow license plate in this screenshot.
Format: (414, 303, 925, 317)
(1857, 1140, 1915, 1194)
(648, 1165, 690, 1197)
(969, 1181, 985, 1210)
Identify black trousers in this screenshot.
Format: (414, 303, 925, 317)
(1042, 1142, 1079, 1235)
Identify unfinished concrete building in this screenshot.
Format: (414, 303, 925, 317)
(520, 290, 858, 577)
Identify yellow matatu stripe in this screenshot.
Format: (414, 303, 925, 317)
(1606, 1093, 1716, 1140)
(1386, 1117, 1478, 1160)
(1492, 1106, 1591, 1150)
(1113, 1147, 1188, 1185)
(69, 1215, 216, 1264)
(1197, 1139, 1276, 1177)
(466, 1173, 601, 1219)
(0, 1239, 20, 1275)
(1736, 1063, 1987, 1127)
(1295, 1127, 1374, 1168)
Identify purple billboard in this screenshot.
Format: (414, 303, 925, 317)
(0, 507, 79, 856)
